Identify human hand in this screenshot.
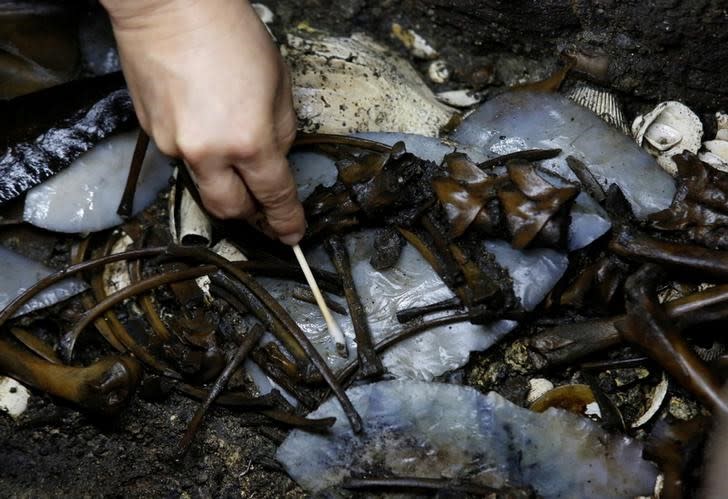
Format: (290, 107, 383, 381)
(102, 0, 305, 244)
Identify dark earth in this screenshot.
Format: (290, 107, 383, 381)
(2, 0, 727, 496)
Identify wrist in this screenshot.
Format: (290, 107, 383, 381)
(102, 0, 248, 34)
(101, 0, 185, 27)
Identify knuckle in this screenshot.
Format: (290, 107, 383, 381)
(232, 131, 267, 160)
(176, 135, 210, 166)
(257, 182, 298, 208)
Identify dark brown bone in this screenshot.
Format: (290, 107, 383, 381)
(71, 238, 128, 352)
(396, 297, 463, 323)
(618, 264, 728, 416)
(500, 160, 579, 249)
(478, 148, 562, 168)
(0, 337, 141, 415)
(566, 155, 606, 202)
(250, 345, 321, 409)
(210, 272, 309, 369)
(168, 245, 362, 433)
(178, 324, 264, 456)
(433, 153, 506, 238)
(293, 133, 393, 154)
(644, 416, 710, 499)
(291, 286, 348, 316)
(10, 327, 61, 364)
(370, 226, 405, 271)
(610, 225, 728, 280)
(116, 129, 150, 219)
(528, 282, 728, 368)
(325, 235, 384, 378)
(342, 476, 531, 497)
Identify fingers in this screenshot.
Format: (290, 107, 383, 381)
(189, 159, 255, 220)
(235, 153, 306, 245)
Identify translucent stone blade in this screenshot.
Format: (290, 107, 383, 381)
(0, 246, 87, 317)
(277, 380, 659, 498)
(23, 130, 173, 233)
(452, 91, 676, 219)
(261, 229, 565, 381)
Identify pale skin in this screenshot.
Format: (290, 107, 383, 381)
(101, 0, 305, 245)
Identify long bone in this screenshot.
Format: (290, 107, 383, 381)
(0, 337, 141, 415)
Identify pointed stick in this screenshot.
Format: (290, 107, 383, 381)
(292, 244, 348, 357)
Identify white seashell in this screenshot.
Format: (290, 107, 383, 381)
(195, 239, 247, 302)
(716, 111, 728, 131)
(427, 59, 450, 84)
(0, 377, 30, 418)
(567, 84, 629, 135)
(285, 32, 455, 136)
(251, 3, 274, 24)
(391, 23, 438, 59)
(436, 89, 483, 108)
(643, 122, 683, 151)
(167, 169, 179, 242)
(102, 232, 134, 297)
(703, 139, 728, 160)
(699, 151, 728, 173)
(585, 401, 602, 418)
(632, 373, 668, 428)
(526, 377, 554, 404)
(178, 186, 212, 246)
(632, 101, 703, 176)
(697, 112, 728, 173)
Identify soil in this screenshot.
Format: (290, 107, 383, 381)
(1, 0, 724, 497)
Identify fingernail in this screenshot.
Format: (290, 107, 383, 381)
(279, 232, 304, 246)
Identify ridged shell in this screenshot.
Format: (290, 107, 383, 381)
(567, 84, 629, 135)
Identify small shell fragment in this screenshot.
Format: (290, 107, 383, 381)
(699, 112, 728, 173)
(529, 383, 597, 415)
(391, 23, 438, 59)
(436, 89, 483, 108)
(251, 3, 274, 24)
(102, 232, 134, 297)
(632, 101, 703, 175)
(0, 376, 30, 418)
(567, 84, 629, 135)
(178, 187, 212, 246)
(196, 239, 247, 302)
(632, 374, 669, 428)
(427, 59, 450, 84)
(286, 32, 455, 136)
(526, 377, 554, 404)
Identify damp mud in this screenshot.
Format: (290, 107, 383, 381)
(2, 1, 727, 497)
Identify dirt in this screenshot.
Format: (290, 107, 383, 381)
(269, 0, 728, 120)
(1, 0, 724, 497)
(0, 388, 302, 497)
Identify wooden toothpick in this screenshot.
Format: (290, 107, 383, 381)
(292, 244, 348, 357)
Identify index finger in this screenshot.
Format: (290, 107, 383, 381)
(235, 153, 305, 245)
